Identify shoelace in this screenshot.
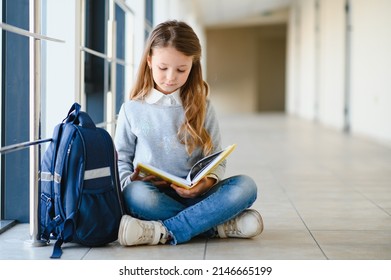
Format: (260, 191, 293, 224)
(223, 218, 241, 235)
(138, 222, 156, 243)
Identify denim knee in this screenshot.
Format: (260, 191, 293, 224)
(240, 174, 258, 197)
(225, 175, 258, 206)
(122, 181, 159, 216)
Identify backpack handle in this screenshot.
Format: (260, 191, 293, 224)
(64, 103, 96, 129)
(77, 112, 96, 128)
(64, 103, 81, 123)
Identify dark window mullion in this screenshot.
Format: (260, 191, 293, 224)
(1, 0, 30, 222)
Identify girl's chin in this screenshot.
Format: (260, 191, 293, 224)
(157, 86, 178, 94)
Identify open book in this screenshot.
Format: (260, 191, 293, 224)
(137, 144, 237, 189)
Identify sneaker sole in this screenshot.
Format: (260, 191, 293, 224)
(249, 209, 264, 237)
(118, 215, 133, 246)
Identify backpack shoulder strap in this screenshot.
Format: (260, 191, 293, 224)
(49, 123, 81, 259)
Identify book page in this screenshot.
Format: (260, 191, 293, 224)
(187, 150, 224, 181)
(137, 163, 191, 188)
(186, 144, 236, 184)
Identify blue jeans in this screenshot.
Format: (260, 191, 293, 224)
(122, 175, 258, 244)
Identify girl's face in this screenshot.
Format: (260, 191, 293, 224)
(147, 46, 193, 94)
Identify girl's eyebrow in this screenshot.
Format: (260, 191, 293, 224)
(159, 63, 189, 68)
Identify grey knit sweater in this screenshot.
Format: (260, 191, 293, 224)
(114, 99, 225, 189)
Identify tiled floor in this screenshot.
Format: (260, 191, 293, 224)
(1, 113, 391, 260)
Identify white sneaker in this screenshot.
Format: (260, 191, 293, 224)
(217, 209, 264, 239)
(118, 215, 169, 246)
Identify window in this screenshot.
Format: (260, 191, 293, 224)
(145, 0, 153, 40)
(0, 0, 136, 230)
(1, 0, 31, 224)
(81, 0, 135, 136)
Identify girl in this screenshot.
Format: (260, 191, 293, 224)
(114, 20, 263, 246)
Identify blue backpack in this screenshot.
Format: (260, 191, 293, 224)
(40, 103, 124, 258)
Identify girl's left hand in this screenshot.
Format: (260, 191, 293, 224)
(171, 177, 216, 198)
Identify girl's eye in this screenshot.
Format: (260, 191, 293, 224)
(158, 67, 186, 73)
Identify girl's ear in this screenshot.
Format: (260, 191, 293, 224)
(147, 55, 152, 68)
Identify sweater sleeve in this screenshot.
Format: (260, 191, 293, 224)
(114, 103, 137, 189)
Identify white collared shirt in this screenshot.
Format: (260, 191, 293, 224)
(144, 88, 182, 106)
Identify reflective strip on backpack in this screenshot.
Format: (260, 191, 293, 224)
(54, 173, 61, 184)
(41, 172, 53, 182)
(84, 167, 111, 180)
(41, 172, 61, 183)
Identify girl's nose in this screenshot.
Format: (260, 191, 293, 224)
(166, 69, 176, 81)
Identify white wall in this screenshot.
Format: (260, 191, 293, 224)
(297, 0, 316, 120)
(318, 0, 346, 130)
(125, 0, 145, 74)
(42, 0, 79, 139)
(286, 0, 391, 144)
(285, 1, 299, 115)
(349, 0, 391, 143)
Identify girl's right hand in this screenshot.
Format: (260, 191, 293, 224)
(130, 168, 147, 181)
(130, 168, 170, 187)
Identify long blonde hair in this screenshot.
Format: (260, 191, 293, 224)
(130, 20, 213, 156)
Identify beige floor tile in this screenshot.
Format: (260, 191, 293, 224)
(0, 224, 90, 260)
(353, 182, 391, 209)
(297, 205, 391, 231)
(259, 203, 307, 231)
(312, 230, 391, 260)
(205, 230, 326, 260)
(84, 239, 207, 260)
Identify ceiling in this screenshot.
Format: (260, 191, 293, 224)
(192, 0, 293, 28)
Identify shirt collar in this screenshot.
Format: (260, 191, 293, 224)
(145, 88, 182, 106)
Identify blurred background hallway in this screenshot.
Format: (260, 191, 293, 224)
(1, 0, 390, 261)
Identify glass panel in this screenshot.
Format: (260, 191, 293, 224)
(116, 63, 125, 113)
(115, 2, 135, 113)
(84, 53, 108, 124)
(0, 0, 3, 220)
(145, 0, 153, 26)
(81, 0, 135, 127)
(84, 0, 107, 54)
(145, 0, 153, 40)
(116, 4, 125, 61)
(1, 0, 30, 223)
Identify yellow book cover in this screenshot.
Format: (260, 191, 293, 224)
(137, 144, 237, 189)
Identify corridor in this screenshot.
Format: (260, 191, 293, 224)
(1, 113, 391, 260)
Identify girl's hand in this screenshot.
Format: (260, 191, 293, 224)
(130, 168, 170, 187)
(171, 177, 216, 198)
